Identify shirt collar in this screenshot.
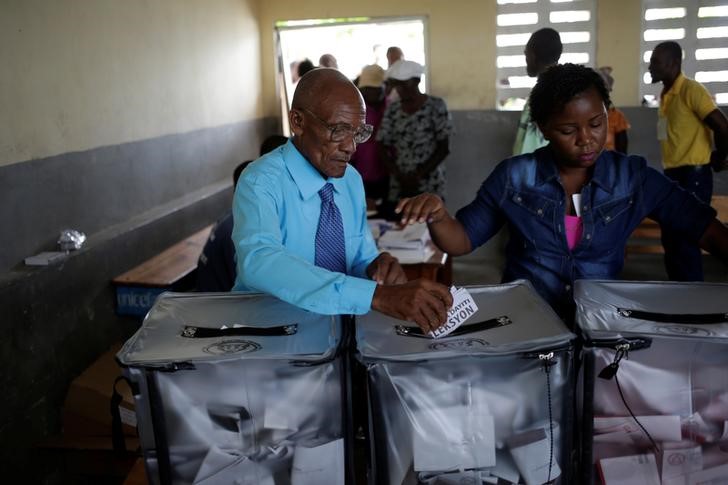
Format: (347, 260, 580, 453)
(534, 146, 615, 194)
(534, 147, 560, 186)
(664, 72, 685, 98)
(283, 139, 344, 200)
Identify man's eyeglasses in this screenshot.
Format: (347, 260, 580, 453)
(300, 108, 374, 144)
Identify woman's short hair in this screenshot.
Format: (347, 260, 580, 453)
(529, 63, 610, 127)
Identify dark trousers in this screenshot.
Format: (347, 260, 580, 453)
(661, 164, 713, 281)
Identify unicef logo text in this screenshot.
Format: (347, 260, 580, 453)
(203, 339, 261, 355)
(654, 325, 714, 337)
(429, 338, 489, 351)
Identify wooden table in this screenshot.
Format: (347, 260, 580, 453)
(401, 245, 452, 286)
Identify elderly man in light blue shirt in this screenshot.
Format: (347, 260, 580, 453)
(232, 68, 452, 333)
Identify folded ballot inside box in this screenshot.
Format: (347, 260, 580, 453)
(412, 404, 496, 472)
(117, 292, 349, 485)
(576, 280, 728, 484)
(357, 281, 576, 485)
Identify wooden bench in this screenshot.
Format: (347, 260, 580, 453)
(112, 224, 213, 316)
(626, 195, 728, 256)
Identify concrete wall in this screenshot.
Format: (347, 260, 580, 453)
(0, 0, 268, 479)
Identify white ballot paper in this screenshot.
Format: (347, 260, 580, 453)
(661, 442, 703, 480)
(594, 415, 682, 444)
(412, 405, 496, 472)
(663, 462, 728, 485)
(598, 454, 660, 485)
(194, 446, 275, 485)
(429, 286, 479, 339)
(291, 439, 344, 485)
(507, 427, 562, 485)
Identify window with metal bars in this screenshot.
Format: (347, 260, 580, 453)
(495, 0, 597, 110)
(640, 1, 728, 107)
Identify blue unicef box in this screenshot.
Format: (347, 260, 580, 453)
(114, 286, 168, 317)
(111, 225, 212, 317)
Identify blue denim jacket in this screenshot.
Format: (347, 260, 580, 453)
(456, 147, 716, 317)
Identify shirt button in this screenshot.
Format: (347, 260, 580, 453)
(583, 206, 589, 211)
(605, 215, 611, 221)
(537, 208, 543, 216)
(516, 196, 522, 203)
(586, 234, 592, 240)
(565, 284, 572, 291)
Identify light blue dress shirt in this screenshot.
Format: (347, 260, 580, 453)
(232, 140, 379, 315)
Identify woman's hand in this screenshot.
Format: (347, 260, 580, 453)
(395, 193, 446, 225)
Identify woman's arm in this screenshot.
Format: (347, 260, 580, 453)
(396, 193, 473, 256)
(699, 219, 728, 263)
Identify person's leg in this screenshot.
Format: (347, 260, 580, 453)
(661, 164, 713, 281)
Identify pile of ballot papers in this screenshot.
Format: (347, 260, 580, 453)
(374, 222, 435, 264)
(575, 280, 728, 485)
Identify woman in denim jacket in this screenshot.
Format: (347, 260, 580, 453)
(397, 64, 728, 322)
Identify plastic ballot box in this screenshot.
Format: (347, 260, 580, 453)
(356, 280, 576, 485)
(117, 292, 353, 485)
(575, 280, 728, 485)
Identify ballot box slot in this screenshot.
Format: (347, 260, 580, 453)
(393, 315, 512, 339)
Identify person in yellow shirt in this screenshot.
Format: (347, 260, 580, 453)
(648, 41, 728, 281)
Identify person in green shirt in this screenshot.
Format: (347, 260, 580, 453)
(512, 28, 562, 155)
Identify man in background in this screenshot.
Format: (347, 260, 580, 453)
(385, 46, 405, 102)
(319, 53, 338, 69)
(512, 28, 562, 155)
(386, 46, 403, 68)
(648, 40, 728, 281)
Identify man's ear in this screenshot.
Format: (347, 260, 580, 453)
(289, 109, 304, 136)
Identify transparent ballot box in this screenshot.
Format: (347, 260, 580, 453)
(575, 280, 728, 485)
(356, 281, 576, 485)
(117, 292, 352, 485)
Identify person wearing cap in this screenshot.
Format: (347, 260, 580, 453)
(377, 59, 453, 204)
(350, 64, 389, 201)
(232, 68, 453, 333)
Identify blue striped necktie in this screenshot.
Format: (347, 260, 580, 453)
(315, 183, 347, 273)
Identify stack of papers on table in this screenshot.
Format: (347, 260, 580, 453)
(377, 223, 435, 264)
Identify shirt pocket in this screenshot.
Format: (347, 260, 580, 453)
(510, 190, 555, 220)
(594, 194, 635, 226)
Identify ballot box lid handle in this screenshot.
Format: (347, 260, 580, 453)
(616, 308, 728, 325)
(180, 324, 298, 338)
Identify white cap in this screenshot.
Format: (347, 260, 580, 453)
(385, 60, 425, 81)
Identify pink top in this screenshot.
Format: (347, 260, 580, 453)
(565, 215, 583, 250)
(350, 102, 387, 182)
